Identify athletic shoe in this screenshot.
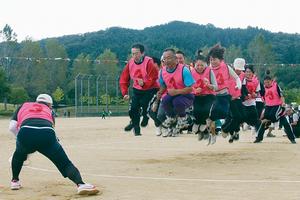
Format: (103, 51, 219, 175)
(140, 117, 149, 127)
(171, 127, 180, 137)
(291, 140, 297, 144)
(176, 116, 189, 130)
(199, 124, 207, 132)
(162, 117, 176, 128)
(198, 131, 204, 141)
(229, 134, 234, 143)
(161, 127, 169, 137)
(156, 126, 162, 136)
(267, 132, 276, 137)
(77, 183, 99, 195)
(253, 139, 262, 143)
(124, 122, 134, 132)
(210, 134, 217, 145)
(221, 131, 228, 138)
(192, 124, 200, 134)
(11, 180, 21, 190)
(233, 132, 239, 141)
(133, 126, 141, 136)
(207, 134, 211, 145)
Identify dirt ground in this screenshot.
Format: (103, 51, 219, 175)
(0, 117, 300, 200)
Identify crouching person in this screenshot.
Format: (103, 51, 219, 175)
(157, 48, 195, 136)
(8, 94, 100, 195)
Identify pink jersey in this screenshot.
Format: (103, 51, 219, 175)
(264, 81, 283, 106)
(17, 102, 54, 128)
(245, 76, 259, 96)
(211, 61, 230, 92)
(228, 72, 244, 98)
(161, 64, 185, 89)
(191, 67, 215, 96)
(128, 56, 152, 90)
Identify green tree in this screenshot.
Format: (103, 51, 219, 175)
(44, 39, 68, 92)
(0, 67, 10, 101)
(12, 39, 48, 98)
(0, 24, 17, 42)
(8, 86, 29, 105)
(94, 49, 119, 77)
(0, 24, 17, 109)
(224, 45, 243, 64)
(247, 34, 276, 77)
(52, 86, 64, 104)
(72, 53, 93, 77)
(283, 89, 300, 104)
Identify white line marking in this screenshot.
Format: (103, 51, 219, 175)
(25, 166, 300, 183)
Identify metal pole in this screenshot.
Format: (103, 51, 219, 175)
(75, 73, 81, 117)
(87, 75, 92, 114)
(116, 76, 119, 97)
(80, 75, 86, 115)
(105, 75, 109, 113)
(96, 75, 101, 114)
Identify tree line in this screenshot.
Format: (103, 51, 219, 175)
(1, 21, 300, 109)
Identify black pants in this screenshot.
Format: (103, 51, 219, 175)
(256, 106, 295, 141)
(193, 95, 215, 125)
(256, 101, 264, 119)
(222, 98, 245, 134)
(148, 95, 166, 127)
(129, 88, 157, 126)
(292, 125, 300, 138)
(12, 127, 83, 185)
(210, 94, 231, 121)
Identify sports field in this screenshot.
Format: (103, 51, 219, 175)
(0, 117, 300, 200)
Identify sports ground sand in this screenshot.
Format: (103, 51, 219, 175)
(1, 117, 300, 200)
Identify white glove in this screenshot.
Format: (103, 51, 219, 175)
(8, 120, 19, 137)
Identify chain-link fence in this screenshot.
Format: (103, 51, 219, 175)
(74, 73, 129, 117)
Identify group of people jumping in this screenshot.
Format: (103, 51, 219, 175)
(6, 43, 298, 196)
(119, 43, 297, 145)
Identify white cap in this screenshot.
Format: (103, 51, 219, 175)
(36, 94, 53, 104)
(233, 58, 246, 70)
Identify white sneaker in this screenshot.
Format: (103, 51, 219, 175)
(161, 127, 170, 137)
(207, 134, 217, 145)
(210, 134, 217, 145)
(192, 124, 200, 134)
(199, 124, 207, 132)
(176, 116, 188, 130)
(156, 126, 162, 136)
(162, 117, 176, 128)
(11, 180, 21, 190)
(221, 131, 228, 138)
(77, 183, 99, 195)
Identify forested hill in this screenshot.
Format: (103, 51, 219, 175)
(53, 21, 300, 64)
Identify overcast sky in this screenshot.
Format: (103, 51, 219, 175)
(1, 0, 299, 41)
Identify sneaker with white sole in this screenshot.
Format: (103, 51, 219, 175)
(162, 117, 176, 128)
(156, 126, 162, 136)
(161, 127, 170, 137)
(198, 131, 204, 141)
(11, 180, 21, 190)
(199, 124, 207, 132)
(192, 124, 200, 134)
(221, 131, 228, 138)
(77, 183, 99, 195)
(176, 116, 189, 130)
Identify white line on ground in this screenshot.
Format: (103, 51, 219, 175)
(25, 166, 300, 183)
(65, 144, 291, 153)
